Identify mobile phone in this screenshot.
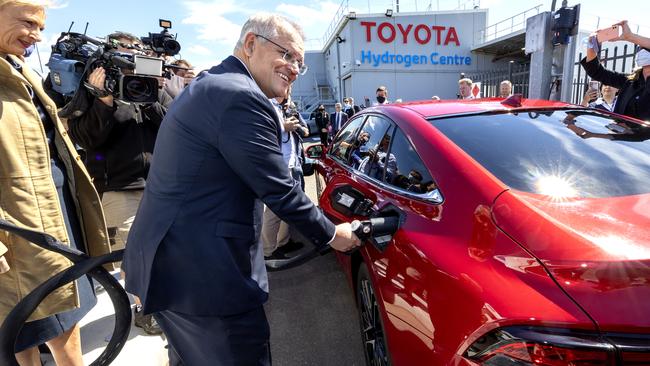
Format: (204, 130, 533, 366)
(596, 25, 621, 43)
(588, 81, 600, 98)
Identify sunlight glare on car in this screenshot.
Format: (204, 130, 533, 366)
(535, 175, 578, 199)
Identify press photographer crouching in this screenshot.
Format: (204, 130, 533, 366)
(66, 31, 171, 335)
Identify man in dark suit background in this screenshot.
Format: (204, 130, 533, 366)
(330, 102, 348, 141)
(122, 13, 361, 366)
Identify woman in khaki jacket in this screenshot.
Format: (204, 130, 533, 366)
(0, 1, 111, 364)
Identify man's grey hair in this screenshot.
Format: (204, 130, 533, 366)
(335, 103, 342, 108)
(234, 13, 305, 52)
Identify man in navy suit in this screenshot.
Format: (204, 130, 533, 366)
(122, 13, 361, 366)
(330, 102, 349, 141)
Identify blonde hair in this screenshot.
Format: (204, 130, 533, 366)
(0, 0, 49, 9)
(459, 78, 473, 86)
(627, 68, 643, 81)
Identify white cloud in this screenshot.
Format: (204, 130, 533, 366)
(49, 1, 69, 9)
(187, 44, 213, 56)
(275, 1, 341, 41)
(181, 0, 248, 45)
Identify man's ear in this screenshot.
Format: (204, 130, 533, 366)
(243, 33, 256, 57)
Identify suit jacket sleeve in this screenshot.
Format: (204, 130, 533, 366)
(216, 90, 335, 247)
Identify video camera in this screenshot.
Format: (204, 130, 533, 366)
(142, 19, 181, 57)
(46, 20, 181, 106)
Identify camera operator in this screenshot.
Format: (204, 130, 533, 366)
(67, 31, 171, 335)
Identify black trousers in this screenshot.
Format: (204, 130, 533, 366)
(319, 131, 328, 145)
(154, 306, 271, 366)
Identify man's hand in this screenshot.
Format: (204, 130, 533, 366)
(0, 256, 9, 274)
(581, 88, 598, 106)
(283, 117, 301, 132)
(88, 67, 114, 106)
(329, 223, 362, 252)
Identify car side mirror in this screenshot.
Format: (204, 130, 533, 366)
(305, 144, 325, 159)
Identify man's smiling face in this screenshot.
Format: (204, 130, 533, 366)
(245, 29, 304, 99)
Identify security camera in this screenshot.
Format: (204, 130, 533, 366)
(355, 59, 361, 67)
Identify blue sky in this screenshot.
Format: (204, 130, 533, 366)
(30, 0, 650, 74)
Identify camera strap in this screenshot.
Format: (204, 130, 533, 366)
(83, 82, 110, 98)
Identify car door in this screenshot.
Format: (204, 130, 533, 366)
(318, 114, 394, 225)
(327, 114, 446, 364)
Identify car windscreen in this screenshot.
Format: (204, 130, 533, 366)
(430, 110, 650, 198)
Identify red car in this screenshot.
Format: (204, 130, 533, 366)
(307, 98, 650, 366)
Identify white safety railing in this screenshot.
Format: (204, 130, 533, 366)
(321, 0, 350, 48)
(475, 4, 543, 45)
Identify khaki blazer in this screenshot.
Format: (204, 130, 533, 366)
(0, 54, 111, 322)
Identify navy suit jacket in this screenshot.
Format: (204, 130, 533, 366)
(123, 56, 336, 316)
(332, 111, 348, 135)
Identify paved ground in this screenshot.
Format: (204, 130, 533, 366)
(42, 136, 366, 365)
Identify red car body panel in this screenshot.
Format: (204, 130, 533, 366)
(314, 99, 650, 365)
(493, 190, 650, 332)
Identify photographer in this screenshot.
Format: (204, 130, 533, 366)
(263, 92, 309, 260)
(581, 20, 650, 120)
(164, 59, 196, 99)
(67, 31, 170, 335)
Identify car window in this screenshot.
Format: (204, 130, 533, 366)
(353, 116, 395, 182)
(329, 116, 365, 166)
(385, 128, 438, 194)
(430, 110, 650, 198)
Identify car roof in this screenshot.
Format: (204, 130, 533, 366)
(369, 97, 575, 119)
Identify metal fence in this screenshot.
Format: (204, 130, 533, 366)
(467, 61, 530, 98)
(571, 43, 638, 105)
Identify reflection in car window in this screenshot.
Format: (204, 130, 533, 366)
(353, 117, 394, 181)
(386, 128, 438, 194)
(329, 116, 365, 166)
(430, 110, 650, 198)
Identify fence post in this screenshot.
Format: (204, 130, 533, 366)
(508, 60, 514, 84)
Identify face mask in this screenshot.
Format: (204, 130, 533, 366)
(344, 102, 350, 106)
(376, 96, 386, 104)
(24, 45, 35, 58)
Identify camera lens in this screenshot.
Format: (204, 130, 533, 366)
(121, 75, 158, 103)
(163, 39, 181, 56)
